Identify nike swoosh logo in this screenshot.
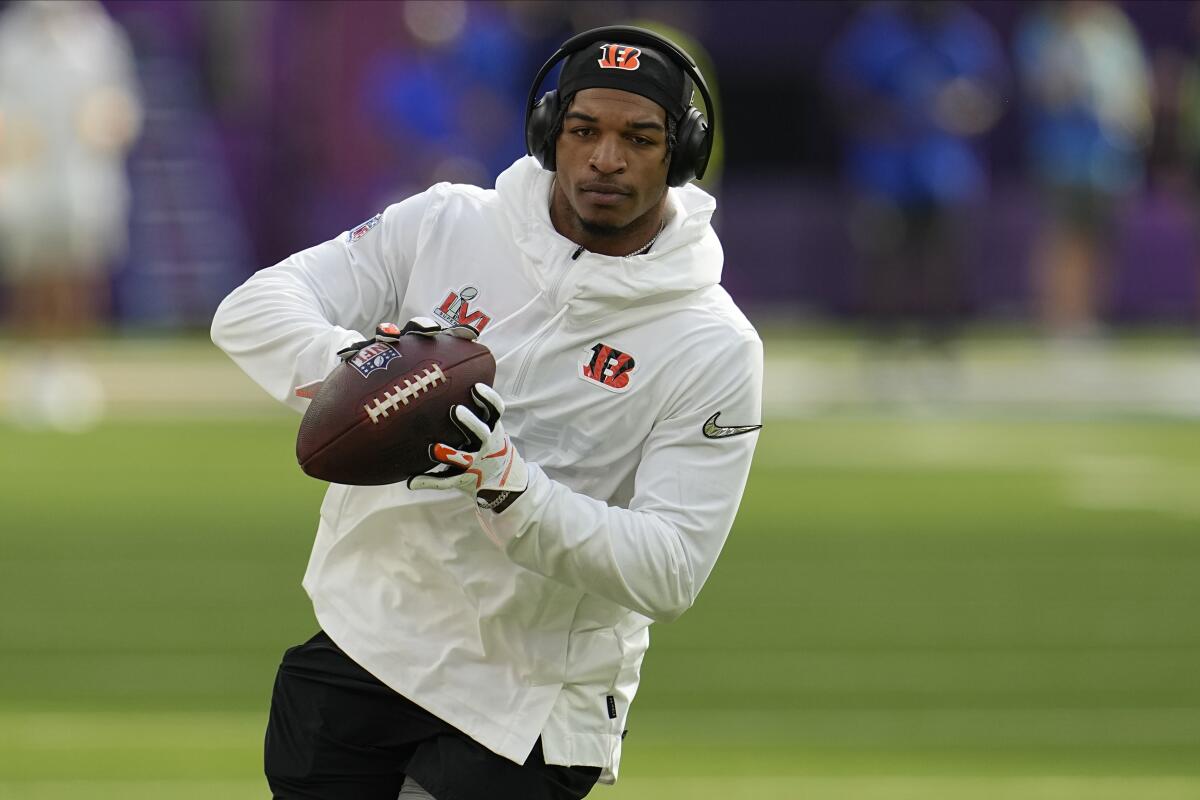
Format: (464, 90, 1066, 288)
(702, 412, 762, 440)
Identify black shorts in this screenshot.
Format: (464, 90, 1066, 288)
(264, 631, 600, 800)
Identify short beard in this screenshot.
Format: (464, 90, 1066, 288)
(578, 217, 624, 238)
(573, 186, 667, 240)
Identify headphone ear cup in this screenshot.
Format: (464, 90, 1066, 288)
(525, 90, 561, 172)
(667, 107, 711, 187)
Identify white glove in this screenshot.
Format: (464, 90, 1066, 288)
(294, 318, 478, 400)
(336, 317, 476, 361)
(407, 383, 528, 513)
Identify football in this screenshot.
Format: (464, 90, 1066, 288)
(296, 333, 496, 485)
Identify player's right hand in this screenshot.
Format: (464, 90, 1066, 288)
(407, 383, 528, 513)
(337, 318, 477, 361)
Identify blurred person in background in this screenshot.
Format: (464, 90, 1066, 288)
(361, 2, 530, 196)
(0, 0, 141, 430)
(826, 0, 1005, 397)
(1015, 0, 1153, 342)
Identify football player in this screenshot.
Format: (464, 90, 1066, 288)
(212, 26, 762, 800)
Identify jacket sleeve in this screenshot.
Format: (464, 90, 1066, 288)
(479, 332, 764, 622)
(210, 195, 431, 413)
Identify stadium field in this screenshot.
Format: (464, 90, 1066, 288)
(2, 358, 1199, 798)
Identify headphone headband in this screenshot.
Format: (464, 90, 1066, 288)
(524, 25, 716, 182)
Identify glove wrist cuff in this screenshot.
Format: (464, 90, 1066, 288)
(478, 488, 522, 514)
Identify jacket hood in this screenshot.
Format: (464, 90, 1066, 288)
(495, 156, 723, 321)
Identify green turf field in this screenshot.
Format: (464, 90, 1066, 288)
(3, 408, 1199, 798)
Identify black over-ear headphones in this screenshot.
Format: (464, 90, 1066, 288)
(524, 25, 716, 188)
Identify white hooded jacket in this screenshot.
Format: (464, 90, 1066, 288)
(211, 156, 762, 783)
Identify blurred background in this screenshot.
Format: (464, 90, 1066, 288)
(1, 1, 1199, 798)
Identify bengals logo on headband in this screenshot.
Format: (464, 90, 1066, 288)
(597, 44, 641, 71)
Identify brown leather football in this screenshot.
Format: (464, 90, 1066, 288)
(296, 333, 496, 485)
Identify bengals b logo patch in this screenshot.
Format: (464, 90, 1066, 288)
(581, 343, 636, 392)
(597, 44, 641, 71)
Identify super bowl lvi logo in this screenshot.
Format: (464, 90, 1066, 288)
(434, 285, 492, 334)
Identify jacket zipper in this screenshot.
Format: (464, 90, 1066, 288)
(510, 251, 578, 394)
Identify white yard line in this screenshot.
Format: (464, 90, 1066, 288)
(764, 350, 1200, 418)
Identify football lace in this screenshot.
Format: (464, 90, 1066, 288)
(363, 363, 447, 424)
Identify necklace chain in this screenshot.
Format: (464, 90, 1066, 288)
(623, 220, 666, 258)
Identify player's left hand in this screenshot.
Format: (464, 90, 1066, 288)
(337, 317, 477, 362)
(407, 383, 528, 513)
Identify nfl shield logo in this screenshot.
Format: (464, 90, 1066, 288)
(347, 213, 382, 243)
(349, 342, 401, 377)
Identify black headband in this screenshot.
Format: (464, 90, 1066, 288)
(525, 25, 717, 144)
(557, 40, 693, 122)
